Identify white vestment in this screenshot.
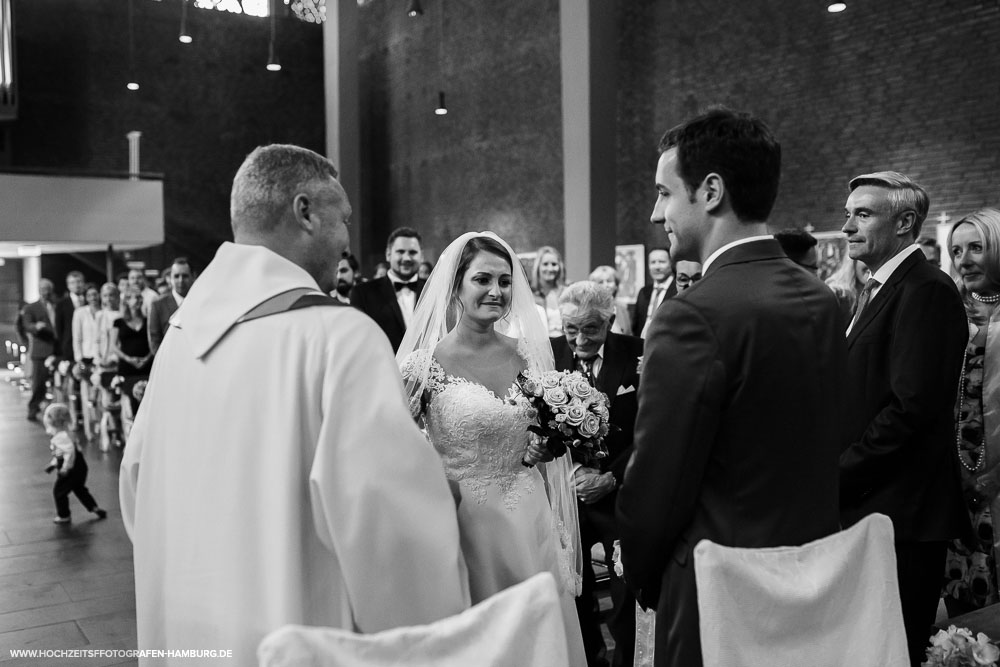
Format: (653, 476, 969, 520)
(120, 242, 470, 665)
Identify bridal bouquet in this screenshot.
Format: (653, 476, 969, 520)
(923, 626, 999, 666)
(513, 369, 612, 465)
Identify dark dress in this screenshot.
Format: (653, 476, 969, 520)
(114, 318, 150, 414)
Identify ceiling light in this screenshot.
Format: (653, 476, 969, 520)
(127, 81, 140, 90)
(407, 0, 423, 17)
(435, 91, 448, 115)
(827, 3, 847, 12)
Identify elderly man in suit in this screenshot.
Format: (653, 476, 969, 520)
(616, 107, 847, 667)
(54, 270, 87, 362)
(840, 171, 970, 667)
(22, 278, 59, 421)
(350, 227, 425, 352)
(148, 258, 194, 355)
(552, 280, 642, 667)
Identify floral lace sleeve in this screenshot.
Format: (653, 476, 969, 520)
(399, 349, 445, 420)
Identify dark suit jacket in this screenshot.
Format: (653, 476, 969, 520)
(148, 293, 180, 354)
(54, 295, 78, 360)
(21, 299, 57, 360)
(840, 249, 971, 544)
(632, 278, 678, 337)
(552, 332, 643, 537)
(350, 276, 425, 353)
(616, 239, 846, 666)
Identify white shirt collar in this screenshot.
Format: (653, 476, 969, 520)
(652, 275, 674, 291)
(871, 244, 922, 286)
(172, 290, 185, 306)
(702, 235, 775, 275)
(387, 270, 418, 285)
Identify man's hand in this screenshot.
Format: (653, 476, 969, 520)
(523, 433, 555, 466)
(574, 467, 615, 504)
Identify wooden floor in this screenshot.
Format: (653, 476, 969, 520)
(0, 369, 137, 666)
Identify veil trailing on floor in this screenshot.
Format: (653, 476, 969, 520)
(395, 231, 583, 596)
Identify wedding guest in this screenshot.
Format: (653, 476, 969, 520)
(588, 265, 634, 336)
(633, 247, 675, 339)
(941, 208, 1000, 616)
(331, 252, 358, 304)
(918, 236, 942, 267)
(839, 171, 970, 667)
(398, 231, 584, 664)
(532, 245, 567, 336)
(617, 108, 846, 667)
(22, 278, 58, 421)
(54, 270, 87, 363)
(127, 269, 158, 318)
(554, 280, 641, 667)
(71, 284, 102, 431)
(350, 227, 426, 352)
(775, 228, 820, 274)
(674, 260, 702, 292)
(372, 261, 389, 279)
(825, 254, 869, 326)
(418, 260, 434, 280)
(120, 144, 468, 666)
(94, 283, 122, 373)
(116, 272, 130, 306)
(110, 288, 152, 417)
(148, 258, 194, 355)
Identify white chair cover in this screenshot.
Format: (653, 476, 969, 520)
(694, 512, 908, 667)
(257, 572, 569, 667)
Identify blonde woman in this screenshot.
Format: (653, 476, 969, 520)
(531, 245, 567, 336)
(588, 265, 633, 336)
(825, 253, 869, 327)
(942, 208, 1000, 615)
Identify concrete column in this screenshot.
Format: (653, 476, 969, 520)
(559, 0, 618, 282)
(22, 254, 39, 303)
(323, 0, 361, 260)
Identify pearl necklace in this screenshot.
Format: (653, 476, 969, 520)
(956, 343, 986, 473)
(972, 291, 1000, 304)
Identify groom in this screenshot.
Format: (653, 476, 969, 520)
(616, 108, 847, 667)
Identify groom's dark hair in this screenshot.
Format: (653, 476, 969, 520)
(658, 106, 781, 224)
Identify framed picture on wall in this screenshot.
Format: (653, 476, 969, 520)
(615, 244, 644, 304)
(814, 232, 847, 282)
(516, 251, 537, 285)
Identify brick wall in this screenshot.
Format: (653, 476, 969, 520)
(358, 0, 563, 266)
(8, 0, 325, 284)
(619, 0, 1000, 246)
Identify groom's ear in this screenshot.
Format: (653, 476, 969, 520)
(701, 173, 724, 214)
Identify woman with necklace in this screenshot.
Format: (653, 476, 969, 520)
(943, 208, 1000, 615)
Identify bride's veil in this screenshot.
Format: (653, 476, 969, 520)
(395, 231, 583, 596)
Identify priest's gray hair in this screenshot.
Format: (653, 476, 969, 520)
(559, 280, 616, 321)
(230, 144, 341, 235)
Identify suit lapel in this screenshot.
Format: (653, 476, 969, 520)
(596, 334, 627, 404)
(846, 251, 922, 347)
(378, 277, 407, 331)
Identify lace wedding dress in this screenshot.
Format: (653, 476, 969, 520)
(401, 349, 586, 664)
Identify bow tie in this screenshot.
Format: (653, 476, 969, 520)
(393, 280, 415, 292)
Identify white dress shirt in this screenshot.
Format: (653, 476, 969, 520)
(388, 270, 418, 327)
(845, 244, 921, 336)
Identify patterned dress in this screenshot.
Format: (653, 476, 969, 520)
(944, 321, 998, 614)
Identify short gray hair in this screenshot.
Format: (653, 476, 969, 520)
(848, 171, 930, 238)
(558, 280, 615, 321)
(230, 144, 340, 235)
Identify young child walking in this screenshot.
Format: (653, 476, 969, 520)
(44, 403, 107, 523)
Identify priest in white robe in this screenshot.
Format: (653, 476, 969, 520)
(120, 144, 470, 665)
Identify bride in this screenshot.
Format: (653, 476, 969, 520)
(397, 232, 586, 663)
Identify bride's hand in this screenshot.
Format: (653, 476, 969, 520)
(523, 433, 554, 467)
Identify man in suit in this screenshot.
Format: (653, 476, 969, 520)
(552, 280, 641, 667)
(331, 252, 359, 304)
(350, 227, 425, 352)
(54, 270, 87, 362)
(22, 278, 59, 421)
(616, 108, 847, 667)
(148, 258, 195, 354)
(839, 171, 970, 667)
(632, 247, 676, 339)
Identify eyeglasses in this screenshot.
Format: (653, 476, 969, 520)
(563, 324, 604, 338)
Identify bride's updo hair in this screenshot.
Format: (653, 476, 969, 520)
(450, 235, 514, 298)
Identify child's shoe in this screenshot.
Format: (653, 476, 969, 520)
(53, 515, 71, 524)
(93, 508, 107, 520)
